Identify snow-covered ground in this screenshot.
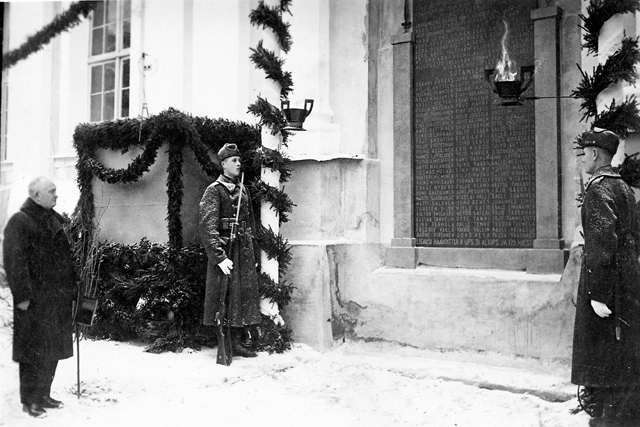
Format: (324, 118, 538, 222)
(0, 286, 592, 427)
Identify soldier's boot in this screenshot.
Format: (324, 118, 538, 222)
(231, 327, 257, 358)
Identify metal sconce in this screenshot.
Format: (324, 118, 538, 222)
(484, 65, 535, 106)
(281, 99, 314, 131)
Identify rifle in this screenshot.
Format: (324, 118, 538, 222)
(215, 172, 244, 366)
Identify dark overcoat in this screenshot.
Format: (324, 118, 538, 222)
(199, 174, 261, 327)
(3, 198, 76, 362)
(571, 166, 640, 387)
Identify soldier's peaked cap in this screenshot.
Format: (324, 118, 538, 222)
(217, 143, 241, 162)
(579, 128, 620, 155)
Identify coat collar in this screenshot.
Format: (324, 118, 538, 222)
(215, 174, 238, 192)
(584, 165, 621, 192)
(20, 198, 64, 234)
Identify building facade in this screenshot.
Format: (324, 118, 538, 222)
(2, 0, 640, 363)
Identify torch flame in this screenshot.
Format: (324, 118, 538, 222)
(495, 20, 518, 82)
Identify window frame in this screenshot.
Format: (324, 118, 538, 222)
(88, 0, 131, 122)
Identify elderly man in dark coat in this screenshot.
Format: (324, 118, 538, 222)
(3, 177, 77, 418)
(571, 129, 640, 423)
(200, 143, 262, 361)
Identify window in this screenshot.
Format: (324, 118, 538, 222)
(89, 0, 130, 122)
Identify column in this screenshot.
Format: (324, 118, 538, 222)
(528, 6, 565, 272)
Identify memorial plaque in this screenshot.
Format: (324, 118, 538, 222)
(413, 0, 536, 248)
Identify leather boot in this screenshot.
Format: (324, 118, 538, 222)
(231, 327, 257, 358)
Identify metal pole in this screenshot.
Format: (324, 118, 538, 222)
(76, 323, 80, 399)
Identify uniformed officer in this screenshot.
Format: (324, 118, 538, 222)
(571, 129, 640, 422)
(199, 143, 262, 359)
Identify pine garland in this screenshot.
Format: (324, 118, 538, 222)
(572, 37, 640, 121)
(247, 96, 292, 144)
(579, 0, 640, 55)
(256, 225, 293, 278)
(250, 40, 294, 99)
(249, 0, 293, 54)
(619, 153, 640, 188)
(593, 96, 640, 137)
(245, 145, 293, 183)
(2, 1, 98, 71)
(570, 0, 640, 193)
(73, 108, 281, 247)
(167, 141, 185, 249)
(258, 271, 295, 309)
(251, 178, 296, 224)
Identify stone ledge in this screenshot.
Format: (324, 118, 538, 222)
(385, 246, 567, 274)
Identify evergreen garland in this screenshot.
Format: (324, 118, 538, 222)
(249, 0, 293, 54)
(619, 152, 640, 188)
(593, 96, 640, 137)
(247, 96, 292, 144)
(251, 178, 296, 224)
(73, 108, 294, 248)
(250, 41, 294, 99)
(245, 145, 293, 183)
(258, 271, 295, 309)
(570, 0, 640, 192)
(572, 37, 640, 121)
(247, 0, 296, 351)
(256, 225, 293, 278)
(2, 1, 98, 71)
(579, 0, 640, 55)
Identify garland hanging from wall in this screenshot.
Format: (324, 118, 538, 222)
(573, 0, 640, 189)
(579, 0, 640, 55)
(73, 108, 295, 249)
(2, 1, 98, 71)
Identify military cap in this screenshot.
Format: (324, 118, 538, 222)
(578, 128, 620, 155)
(217, 143, 241, 162)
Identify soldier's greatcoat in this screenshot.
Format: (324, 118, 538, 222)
(199, 174, 261, 327)
(3, 198, 76, 363)
(571, 166, 640, 387)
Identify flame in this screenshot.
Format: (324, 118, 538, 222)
(495, 20, 518, 82)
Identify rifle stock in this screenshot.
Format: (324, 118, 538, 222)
(215, 240, 234, 366)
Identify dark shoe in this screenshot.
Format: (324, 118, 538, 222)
(40, 396, 64, 409)
(22, 403, 47, 418)
(232, 343, 257, 358)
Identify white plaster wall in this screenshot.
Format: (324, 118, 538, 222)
(4, 3, 59, 217)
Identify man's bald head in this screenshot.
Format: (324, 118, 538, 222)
(28, 177, 58, 209)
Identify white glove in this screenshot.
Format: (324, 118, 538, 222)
(218, 258, 233, 275)
(260, 298, 285, 326)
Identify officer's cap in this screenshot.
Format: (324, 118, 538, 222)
(578, 128, 620, 155)
(217, 143, 241, 162)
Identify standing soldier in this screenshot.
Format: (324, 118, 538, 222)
(571, 129, 640, 423)
(3, 177, 77, 418)
(199, 143, 262, 360)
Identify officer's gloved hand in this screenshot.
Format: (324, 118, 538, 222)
(591, 300, 612, 318)
(218, 258, 233, 275)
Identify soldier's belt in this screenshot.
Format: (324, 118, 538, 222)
(220, 218, 248, 231)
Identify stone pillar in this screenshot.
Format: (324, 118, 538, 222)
(528, 6, 565, 273)
(385, 29, 416, 269)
